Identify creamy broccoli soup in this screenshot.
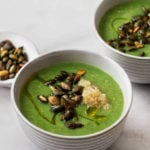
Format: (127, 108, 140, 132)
(99, 0, 150, 57)
(20, 62, 123, 136)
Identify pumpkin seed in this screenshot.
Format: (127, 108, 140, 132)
(76, 69, 86, 76)
(143, 7, 150, 16)
(19, 63, 24, 68)
(9, 73, 15, 79)
(44, 79, 57, 86)
(140, 51, 145, 57)
(18, 56, 24, 63)
(71, 95, 82, 104)
(67, 74, 75, 82)
(0, 70, 9, 77)
(55, 74, 65, 81)
(133, 20, 143, 27)
(139, 38, 147, 44)
(51, 105, 65, 113)
(65, 122, 84, 129)
(134, 41, 144, 48)
(48, 96, 60, 105)
(9, 49, 14, 54)
(22, 60, 28, 64)
(2, 56, 8, 63)
(9, 64, 17, 74)
(6, 59, 12, 70)
(0, 62, 5, 70)
(132, 15, 142, 22)
(1, 50, 8, 58)
(14, 48, 22, 55)
(3, 40, 14, 50)
(37, 95, 48, 103)
(50, 85, 65, 96)
(60, 70, 69, 77)
(60, 82, 72, 90)
(118, 32, 126, 39)
(147, 19, 150, 26)
(0, 61, 3, 69)
(133, 26, 140, 32)
(137, 29, 145, 35)
(9, 54, 18, 60)
(63, 109, 75, 121)
(145, 32, 150, 37)
(72, 86, 83, 94)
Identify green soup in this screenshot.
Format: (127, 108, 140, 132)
(99, 0, 150, 57)
(20, 62, 123, 136)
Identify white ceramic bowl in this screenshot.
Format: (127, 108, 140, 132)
(0, 32, 38, 87)
(94, 0, 150, 84)
(11, 50, 132, 150)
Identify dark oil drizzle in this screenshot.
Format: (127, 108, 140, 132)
(78, 114, 100, 125)
(36, 75, 46, 83)
(50, 113, 57, 125)
(26, 90, 52, 124)
(111, 17, 128, 32)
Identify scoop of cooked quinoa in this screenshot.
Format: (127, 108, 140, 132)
(78, 79, 111, 109)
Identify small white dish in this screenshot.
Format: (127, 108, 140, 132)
(0, 32, 39, 87)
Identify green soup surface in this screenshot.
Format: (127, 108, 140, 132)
(20, 62, 123, 136)
(99, 0, 150, 56)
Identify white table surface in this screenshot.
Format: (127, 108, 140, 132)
(0, 0, 149, 149)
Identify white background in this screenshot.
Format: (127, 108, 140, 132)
(0, 0, 149, 149)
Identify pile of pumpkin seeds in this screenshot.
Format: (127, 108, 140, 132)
(107, 7, 150, 56)
(37, 69, 86, 129)
(0, 40, 28, 80)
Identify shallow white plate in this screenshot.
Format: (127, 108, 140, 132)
(0, 32, 39, 87)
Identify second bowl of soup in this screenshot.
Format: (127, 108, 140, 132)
(95, 0, 150, 83)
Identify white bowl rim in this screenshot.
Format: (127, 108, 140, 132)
(11, 49, 133, 139)
(0, 31, 39, 87)
(94, 0, 150, 60)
